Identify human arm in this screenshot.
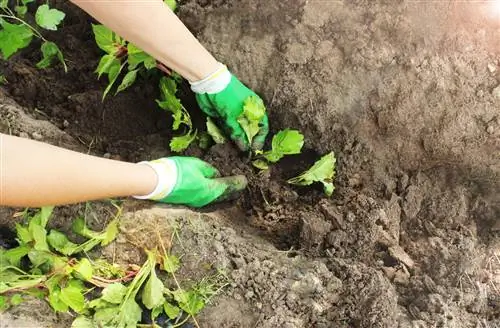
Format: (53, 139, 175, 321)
(0, 134, 246, 208)
(1, 134, 157, 207)
(70, 0, 269, 150)
(69, 0, 218, 82)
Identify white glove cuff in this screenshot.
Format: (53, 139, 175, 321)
(133, 159, 178, 200)
(190, 62, 231, 94)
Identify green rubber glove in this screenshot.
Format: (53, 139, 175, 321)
(135, 157, 247, 208)
(195, 74, 269, 151)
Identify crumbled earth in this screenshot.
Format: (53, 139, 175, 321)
(1, 0, 499, 327)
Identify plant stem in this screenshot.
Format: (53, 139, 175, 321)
(0, 14, 45, 40)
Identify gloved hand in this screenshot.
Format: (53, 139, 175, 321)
(134, 157, 247, 208)
(191, 63, 269, 151)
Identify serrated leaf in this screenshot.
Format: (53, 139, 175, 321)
(92, 24, 119, 54)
(47, 230, 79, 255)
(15, 223, 32, 244)
(206, 117, 226, 144)
(101, 283, 127, 304)
(60, 279, 86, 313)
(35, 4, 65, 31)
(4, 246, 30, 267)
(36, 41, 67, 72)
(72, 217, 98, 239)
(31, 224, 49, 251)
(287, 152, 336, 196)
(93, 306, 119, 326)
(141, 268, 164, 309)
(73, 258, 93, 281)
(103, 62, 124, 100)
(238, 96, 266, 145)
(39, 206, 54, 228)
(15, 5, 27, 17)
(115, 69, 138, 94)
(127, 43, 156, 70)
(48, 286, 69, 312)
(173, 290, 205, 316)
(163, 302, 180, 319)
(0, 21, 33, 59)
(100, 219, 118, 246)
(71, 316, 97, 328)
(263, 129, 304, 163)
(117, 299, 142, 327)
(170, 130, 197, 152)
(95, 55, 119, 79)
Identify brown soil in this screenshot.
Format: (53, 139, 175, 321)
(1, 0, 499, 327)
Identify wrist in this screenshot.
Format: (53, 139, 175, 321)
(133, 159, 178, 200)
(190, 62, 231, 94)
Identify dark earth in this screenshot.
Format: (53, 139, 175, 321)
(0, 0, 499, 327)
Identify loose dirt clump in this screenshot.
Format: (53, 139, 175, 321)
(1, 0, 499, 327)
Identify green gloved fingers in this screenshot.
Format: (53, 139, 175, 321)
(195, 74, 269, 152)
(159, 157, 247, 208)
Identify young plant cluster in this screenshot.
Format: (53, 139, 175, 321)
(0, 1, 67, 70)
(0, 206, 225, 328)
(235, 95, 337, 196)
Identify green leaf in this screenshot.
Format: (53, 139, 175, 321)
(141, 268, 164, 309)
(31, 224, 49, 251)
(36, 41, 67, 72)
(163, 302, 180, 319)
(173, 290, 205, 316)
(60, 279, 86, 313)
(0, 21, 33, 59)
(263, 129, 304, 163)
(71, 316, 97, 328)
(162, 254, 180, 274)
(48, 286, 69, 312)
(170, 130, 197, 152)
(92, 24, 121, 54)
(73, 258, 93, 281)
(88, 298, 112, 309)
(238, 96, 266, 145)
(115, 69, 138, 94)
(95, 54, 119, 79)
(0, 295, 8, 311)
(72, 217, 98, 239)
(35, 4, 65, 31)
(100, 219, 119, 246)
(39, 206, 54, 228)
(4, 246, 30, 267)
(101, 283, 127, 304)
(127, 43, 156, 70)
(117, 299, 142, 327)
(0, 0, 7, 8)
(15, 5, 27, 17)
(287, 152, 336, 196)
(0, 74, 7, 85)
(10, 294, 23, 306)
(103, 62, 124, 100)
(47, 230, 79, 255)
(15, 223, 32, 244)
(94, 306, 119, 326)
(206, 117, 226, 144)
(164, 0, 177, 11)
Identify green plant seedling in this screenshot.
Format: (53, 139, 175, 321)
(238, 96, 266, 146)
(206, 117, 226, 144)
(252, 129, 304, 170)
(0, 2, 67, 70)
(287, 151, 336, 196)
(157, 76, 197, 152)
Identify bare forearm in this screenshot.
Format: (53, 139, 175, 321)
(71, 0, 219, 81)
(0, 134, 157, 207)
